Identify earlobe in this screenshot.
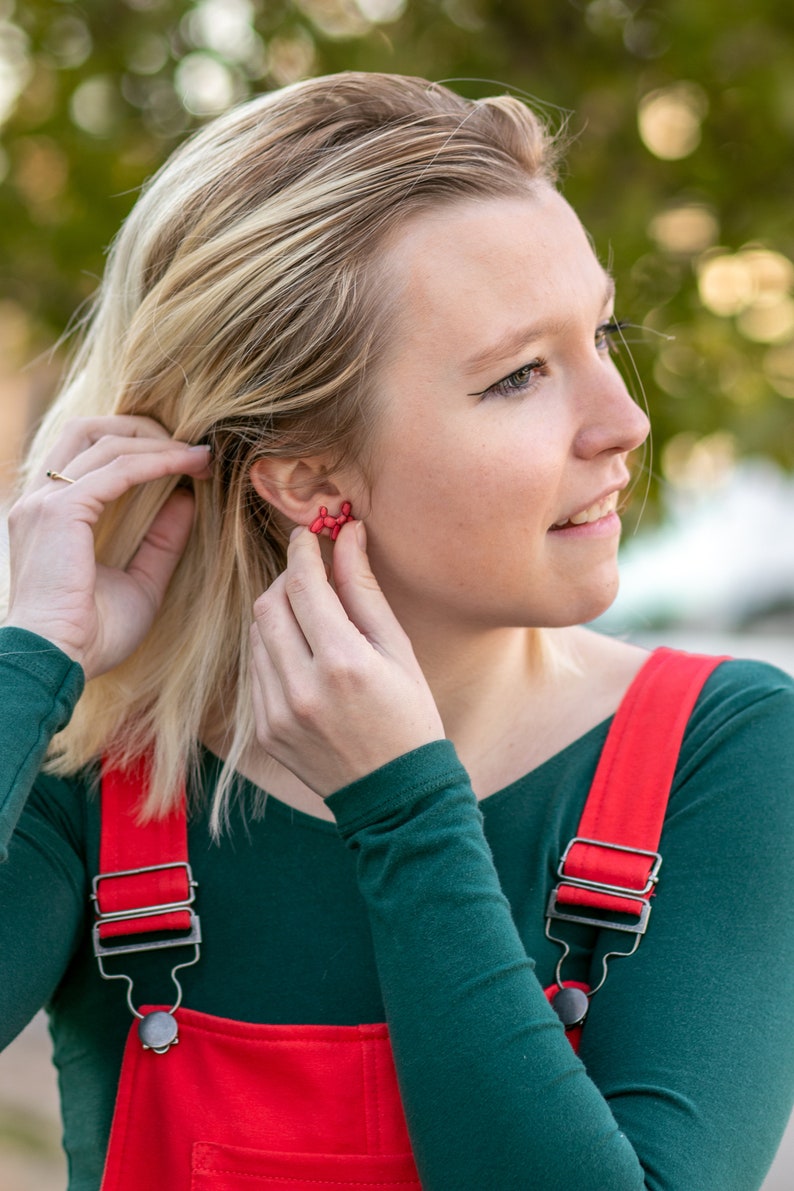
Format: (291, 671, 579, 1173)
(249, 456, 343, 527)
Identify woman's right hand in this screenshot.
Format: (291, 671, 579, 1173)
(3, 417, 212, 679)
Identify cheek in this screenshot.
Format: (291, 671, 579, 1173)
(369, 440, 558, 544)
(373, 458, 490, 538)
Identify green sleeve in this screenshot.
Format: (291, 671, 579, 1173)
(328, 661, 794, 1191)
(0, 626, 84, 857)
(0, 626, 87, 1045)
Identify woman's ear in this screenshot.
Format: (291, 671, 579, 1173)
(249, 456, 346, 527)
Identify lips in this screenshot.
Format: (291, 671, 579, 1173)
(550, 490, 620, 530)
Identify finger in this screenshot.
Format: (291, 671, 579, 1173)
(250, 626, 281, 705)
(331, 521, 409, 653)
(249, 651, 272, 746)
(279, 529, 358, 655)
(123, 487, 197, 611)
(251, 577, 314, 679)
(39, 443, 212, 512)
(249, 615, 311, 744)
(40, 434, 211, 491)
(40, 416, 177, 485)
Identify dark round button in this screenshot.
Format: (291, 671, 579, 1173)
(551, 986, 589, 1029)
(138, 1011, 179, 1053)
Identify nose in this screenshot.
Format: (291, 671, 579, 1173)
(572, 360, 650, 459)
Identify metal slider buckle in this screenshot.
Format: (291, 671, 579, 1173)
(545, 889, 651, 935)
(545, 837, 663, 1002)
(546, 837, 662, 935)
(557, 836, 663, 898)
(91, 861, 201, 959)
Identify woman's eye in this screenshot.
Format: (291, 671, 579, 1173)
(474, 320, 630, 400)
(479, 359, 544, 400)
(595, 319, 628, 353)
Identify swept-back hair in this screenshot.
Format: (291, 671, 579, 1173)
(20, 72, 562, 828)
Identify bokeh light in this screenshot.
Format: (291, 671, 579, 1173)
(638, 82, 708, 160)
(697, 247, 794, 343)
(175, 52, 238, 115)
(267, 31, 317, 86)
(41, 15, 92, 69)
(356, 0, 407, 21)
(295, 0, 370, 39)
(662, 430, 737, 492)
(125, 33, 170, 76)
(0, 17, 31, 126)
(69, 76, 120, 137)
(648, 205, 719, 256)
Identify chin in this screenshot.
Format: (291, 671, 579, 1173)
(539, 576, 620, 629)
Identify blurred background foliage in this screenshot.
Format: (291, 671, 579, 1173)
(1, 0, 793, 517)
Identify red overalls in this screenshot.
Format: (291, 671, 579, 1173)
(92, 649, 723, 1189)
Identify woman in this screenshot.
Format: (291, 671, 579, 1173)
(1, 72, 792, 1190)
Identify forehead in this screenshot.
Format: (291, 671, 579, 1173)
(380, 189, 609, 358)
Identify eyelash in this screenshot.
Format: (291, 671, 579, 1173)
(476, 319, 629, 400)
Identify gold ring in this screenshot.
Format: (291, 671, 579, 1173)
(46, 470, 77, 485)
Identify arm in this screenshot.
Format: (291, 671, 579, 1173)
(0, 627, 84, 855)
(328, 742, 646, 1190)
(327, 664, 794, 1190)
(0, 627, 87, 1047)
(1, 418, 212, 1045)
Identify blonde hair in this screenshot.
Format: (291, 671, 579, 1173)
(21, 72, 562, 827)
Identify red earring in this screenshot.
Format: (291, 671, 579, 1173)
(309, 501, 353, 541)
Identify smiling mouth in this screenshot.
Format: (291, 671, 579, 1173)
(550, 491, 620, 530)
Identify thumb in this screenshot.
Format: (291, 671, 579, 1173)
(125, 487, 196, 611)
(332, 520, 407, 652)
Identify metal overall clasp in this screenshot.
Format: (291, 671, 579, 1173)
(545, 837, 662, 1030)
(91, 862, 202, 1053)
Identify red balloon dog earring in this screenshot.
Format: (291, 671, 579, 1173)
(309, 501, 354, 542)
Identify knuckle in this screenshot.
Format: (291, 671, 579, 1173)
(284, 573, 311, 601)
(96, 433, 116, 449)
(322, 651, 355, 682)
(6, 499, 27, 529)
(336, 570, 380, 596)
(252, 591, 276, 622)
(319, 648, 367, 692)
(285, 687, 320, 724)
(10, 488, 53, 526)
(62, 416, 88, 435)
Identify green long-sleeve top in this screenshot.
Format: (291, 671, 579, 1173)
(1, 626, 793, 1190)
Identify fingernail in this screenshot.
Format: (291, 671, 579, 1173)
(290, 526, 303, 542)
(189, 444, 212, 455)
(355, 521, 367, 550)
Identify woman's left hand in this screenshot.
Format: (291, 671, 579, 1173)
(249, 521, 445, 797)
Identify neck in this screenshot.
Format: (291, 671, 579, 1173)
(400, 614, 565, 787)
(416, 626, 541, 724)
(397, 608, 645, 801)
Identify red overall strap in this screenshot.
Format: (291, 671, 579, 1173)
(94, 756, 192, 942)
(555, 647, 727, 919)
(544, 648, 727, 1048)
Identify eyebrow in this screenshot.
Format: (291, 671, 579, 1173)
(462, 275, 616, 377)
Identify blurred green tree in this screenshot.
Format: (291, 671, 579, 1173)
(1, 0, 793, 510)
